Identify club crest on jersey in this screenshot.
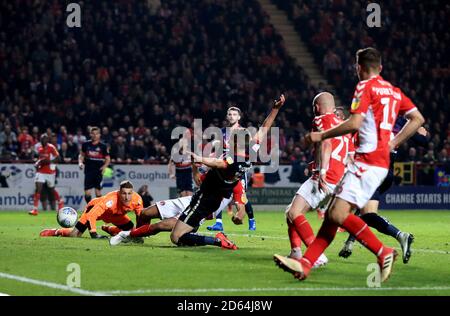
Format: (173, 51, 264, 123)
(351, 97, 360, 110)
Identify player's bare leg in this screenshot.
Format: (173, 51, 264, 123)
(276, 197, 397, 282)
(283, 194, 327, 267)
(95, 188, 102, 198)
(40, 226, 83, 237)
(285, 195, 311, 259)
(29, 182, 44, 215)
(54, 189, 64, 209)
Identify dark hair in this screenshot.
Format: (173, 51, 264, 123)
(356, 47, 381, 70)
(254, 167, 261, 173)
(120, 180, 133, 190)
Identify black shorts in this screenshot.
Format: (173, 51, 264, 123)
(370, 167, 394, 201)
(84, 172, 103, 191)
(176, 169, 193, 193)
(179, 190, 223, 229)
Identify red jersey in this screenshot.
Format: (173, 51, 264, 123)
(313, 113, 353, 185)
(350, 75, 417, 168)
(18, 133, 35, 152)
(36, 143, 59, 174)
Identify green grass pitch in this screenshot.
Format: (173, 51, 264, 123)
(0, 210, 449, 296)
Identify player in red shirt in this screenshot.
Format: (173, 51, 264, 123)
(283, 92, 353, 268)
(29, 134, 60, 216)
(274, 47, 424, 282)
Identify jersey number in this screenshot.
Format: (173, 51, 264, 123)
(380, 97, 397, 131)
(331, 136, 349, 162)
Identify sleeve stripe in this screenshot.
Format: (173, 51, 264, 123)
(404, 107, 418, 115)
(356, 84, 366, 91)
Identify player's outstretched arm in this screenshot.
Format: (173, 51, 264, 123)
(232, 204, 246, 225)
(389, 110, 425, 151)
(306, 113, 364, 145)
(187, 151, 227, 169)
(254, 94, 285, 144)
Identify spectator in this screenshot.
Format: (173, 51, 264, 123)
(60, 141, 78, 163)
(17, 126, 35, 159)
(110, 136, 129, 163)
(129, 138, 147, 163)
(137, 184, 154, 208)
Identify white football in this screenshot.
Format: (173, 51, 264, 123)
(57, 207, 78, 228)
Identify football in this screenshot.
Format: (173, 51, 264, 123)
(57, 207, 78, 228)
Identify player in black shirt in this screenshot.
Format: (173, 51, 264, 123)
(169, 95, 285, 250)
(78, 126, 111, 203)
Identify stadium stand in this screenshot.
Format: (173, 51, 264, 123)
(0, 0, 321, 165)
(272, 0, 450, 165)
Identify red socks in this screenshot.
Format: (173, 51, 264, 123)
(292, 215, 315, 247)
(303, 219, 338, 268)
(130, 224, 156, 237)
(287, 218, 301, 249)
(341, 214, 384, 256)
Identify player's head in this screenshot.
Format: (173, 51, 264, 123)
(312, 92, 335, 116)
(355, 47, 382, 80)
(119, 180, 134, 206)
(90, 126, 101, 142)
(334, 106, 349, 120)
(226, 106, 242, 126)
(40, 133, 49, 146)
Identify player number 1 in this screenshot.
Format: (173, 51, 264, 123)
(380, 97, 397, 131)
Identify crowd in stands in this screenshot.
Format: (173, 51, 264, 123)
(272, 0, 450, 167)
(0, 0, 319, 166)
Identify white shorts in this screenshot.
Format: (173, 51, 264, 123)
(336, 161, 388, 208)
(156, 196, 192, 220)
(35, 172, 56, 188)
(287, 177, 336, 211)
(156, 195, 232, 222)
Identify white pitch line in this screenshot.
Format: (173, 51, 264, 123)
(0, 292, 10, 296)
(103, 286, 450, 295)
(0, 272, 107, 296)
(202, 232, 449, 255)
